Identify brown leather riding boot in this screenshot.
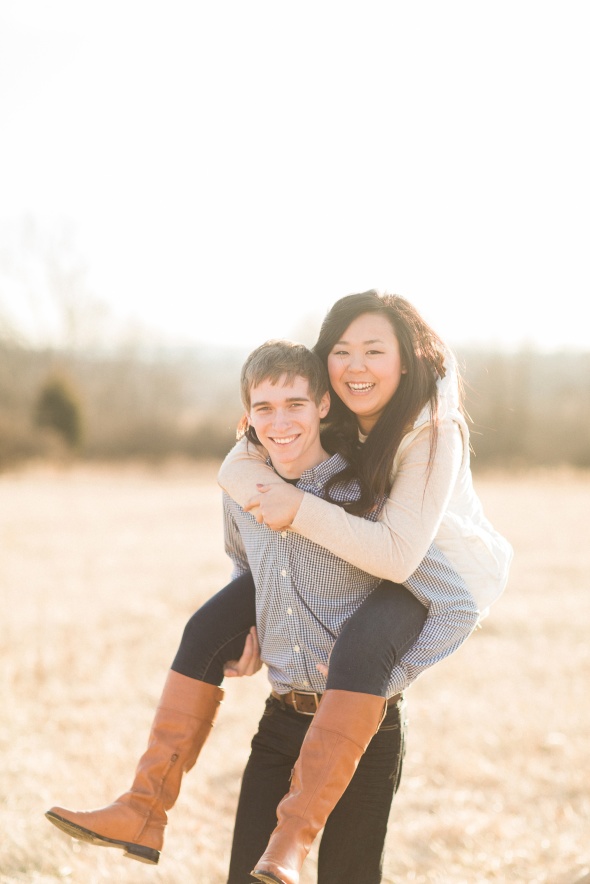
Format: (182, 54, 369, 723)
(251, 689, 387, 884)
(45, 671, 224, 865)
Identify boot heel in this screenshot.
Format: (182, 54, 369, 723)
(124, 843, 160, 864)
(251, 873, 286, 884)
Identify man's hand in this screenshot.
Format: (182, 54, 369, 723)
(223, 627, 263, 678)
(244, 483, 304, 532)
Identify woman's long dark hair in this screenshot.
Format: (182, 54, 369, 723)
(314, 291, 452, 515)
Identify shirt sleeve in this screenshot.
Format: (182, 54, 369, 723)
(290, 419, 464, 583)
(385, 562, 480, 695)
(218, 436, 277, 501)
(222, 493, 251, 580)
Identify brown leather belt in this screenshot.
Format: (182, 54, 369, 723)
(271, 689, 403, 717)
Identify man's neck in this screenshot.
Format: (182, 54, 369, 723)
(270, 447, 331, 481)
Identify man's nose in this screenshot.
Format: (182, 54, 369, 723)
(272, 410, 292, 430)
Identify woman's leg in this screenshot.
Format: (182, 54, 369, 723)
(46, 572, 257, 865)
(326, 580, 427, 696)
(171, 570, 257, 684)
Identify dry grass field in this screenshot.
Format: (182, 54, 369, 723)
(0, 463, 588, 884)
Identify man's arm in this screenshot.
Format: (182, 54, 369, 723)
(223, 626, 262, 678)
(386, 544, 480, 695)
(223, 492, 251, 579)
(221, 495, 263, 679)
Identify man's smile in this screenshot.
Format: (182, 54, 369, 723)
(269, 434, 300, 445)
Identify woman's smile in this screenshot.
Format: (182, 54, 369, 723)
(346, 381, 376, 394)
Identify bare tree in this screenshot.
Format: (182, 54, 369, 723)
(0, 216, 110, 351)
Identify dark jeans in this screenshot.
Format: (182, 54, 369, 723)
(171, 572, 427, 697)
(171, 571, 257, 685)
(227, 695, 407, 884)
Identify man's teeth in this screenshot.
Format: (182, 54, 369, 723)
(348, 383, 374, 391)
(272, 435, 298, 445)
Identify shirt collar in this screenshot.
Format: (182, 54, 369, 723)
(265, 452, 349, 488)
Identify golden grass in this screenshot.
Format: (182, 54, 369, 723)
(0, 463, 588, 884)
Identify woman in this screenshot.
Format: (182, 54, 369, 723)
(45, 292, 510, 883)
(219, 291, 512, 884)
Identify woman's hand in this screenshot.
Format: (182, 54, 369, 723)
(244, 483, 304, 532)
(223, 627, 263, 678)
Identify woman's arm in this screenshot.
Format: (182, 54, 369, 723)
(290, 420, 463, 583)
(218, 436, 286, 501)
(220, 421, 464, 586)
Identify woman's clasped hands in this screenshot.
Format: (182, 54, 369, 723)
(244, 482, 304, 532)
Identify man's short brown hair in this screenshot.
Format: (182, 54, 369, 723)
(240, 340, 329, 411)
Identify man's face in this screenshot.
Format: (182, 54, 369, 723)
(247, 374, 330, 478)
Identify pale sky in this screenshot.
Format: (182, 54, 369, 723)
(1, 1, 589, 353)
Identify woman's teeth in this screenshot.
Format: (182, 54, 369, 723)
(347, 383, 374, 391)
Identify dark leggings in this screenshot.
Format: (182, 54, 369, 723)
(171, 571, 427, 697)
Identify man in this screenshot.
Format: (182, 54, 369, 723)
(45, 339, 476, 884)
(222, 340, 476, 884)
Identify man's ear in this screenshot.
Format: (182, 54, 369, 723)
(319, 391, 330, 418)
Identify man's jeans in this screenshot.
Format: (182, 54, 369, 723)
(227, 694, 407, 884)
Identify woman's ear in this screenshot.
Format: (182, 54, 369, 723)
(236, 413, 250, 438)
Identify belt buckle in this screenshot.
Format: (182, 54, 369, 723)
(292, 690, 321, 716)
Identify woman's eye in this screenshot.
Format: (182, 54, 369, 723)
(367, 350, 383, 356)
(332, 349, 348, 356)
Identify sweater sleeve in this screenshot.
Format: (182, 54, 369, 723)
(218, 436, 280, 502)
(290, 419, 463, 583)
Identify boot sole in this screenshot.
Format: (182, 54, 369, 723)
(45, 810, 160, 864)
(250, 872, 287, 884)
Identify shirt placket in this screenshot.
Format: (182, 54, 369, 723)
(278, 530, 311, 688)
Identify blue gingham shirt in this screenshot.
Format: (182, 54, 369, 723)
(223, 453, 478, 696)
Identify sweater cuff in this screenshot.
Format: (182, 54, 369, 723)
(291, 489, 328, 536)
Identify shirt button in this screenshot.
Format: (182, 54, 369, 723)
(281, 531, 287, 538)
(294, 645, 300, 653)
(280, 569, 287, 577)
(287, 607, 293, 615)
(303, 680, 309, 687)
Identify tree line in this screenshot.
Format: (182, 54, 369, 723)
(1, 338, 589, 470)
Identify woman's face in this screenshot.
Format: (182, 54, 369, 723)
(327, 312, 406, 434)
